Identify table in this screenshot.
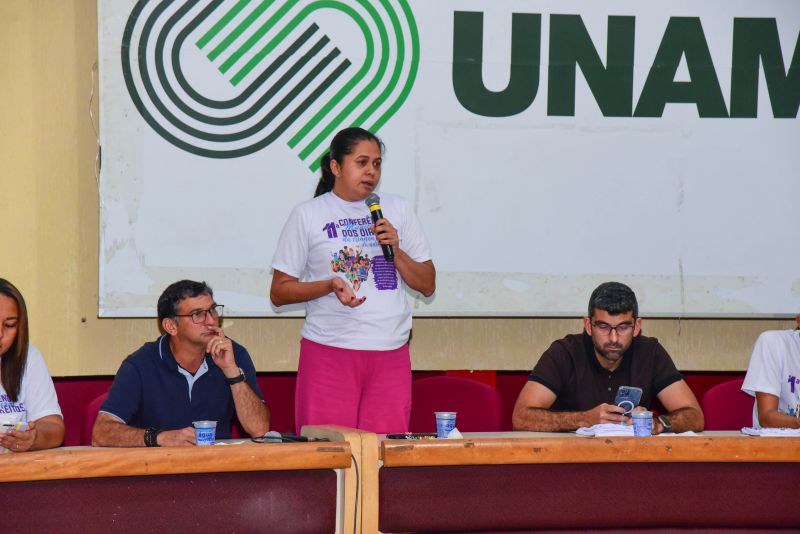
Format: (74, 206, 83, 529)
(303, 425, 380, 534)
(376, 431, 800, 532)
(0, 440, 351, 534)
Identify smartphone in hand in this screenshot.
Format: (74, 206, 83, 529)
(1, 421, 29, 453)
(614, 386, 643, 416)
(2, 421, 28, 433)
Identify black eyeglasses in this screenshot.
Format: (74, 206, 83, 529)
(174, 304, 224, 324)
(592, 321, 633, 336)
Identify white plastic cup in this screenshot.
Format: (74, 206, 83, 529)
(193, 420, 217, 446)
(632, 411, 653, 437)
(434, 411, 457, 438)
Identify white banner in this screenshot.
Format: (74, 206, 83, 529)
(99, 0, 800, 317)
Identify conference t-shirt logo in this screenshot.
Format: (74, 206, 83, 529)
(325, 216, 398, 291)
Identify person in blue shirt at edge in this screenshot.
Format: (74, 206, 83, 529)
(512, 282, 704, 434)
(92, 280, 269, 447)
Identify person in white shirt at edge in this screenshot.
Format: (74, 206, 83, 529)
(270, 127, 435, 434)
(0, 278, 64, 452)
(741, 313, 800, 429)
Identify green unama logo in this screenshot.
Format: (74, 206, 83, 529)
(452, 12, 799, 119)
(122, 0, 419, 169)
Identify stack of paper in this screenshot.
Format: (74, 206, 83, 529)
(576, 423, 634, 437)
(741, 427, 800, 437)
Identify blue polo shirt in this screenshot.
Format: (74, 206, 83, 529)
(100, 335, 263, 438)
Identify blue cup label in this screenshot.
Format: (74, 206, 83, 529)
(632, 414, 652, 436)
(435, 417, 456, 438)
(196, 427, 215, 445)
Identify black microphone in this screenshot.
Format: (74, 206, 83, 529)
(365, 193, 394, 261)
(254, 431, 328, 443)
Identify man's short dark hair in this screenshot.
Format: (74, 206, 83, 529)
(157, 280, 213, 322)
(588, 282, 638, 319)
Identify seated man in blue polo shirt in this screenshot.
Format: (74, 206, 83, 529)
(92, 280, 270, 447)
(512, 282, 704, 434)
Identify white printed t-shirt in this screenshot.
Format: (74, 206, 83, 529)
(0, 345, 63, 424)
(271, 191, 431, 351)
(741, 329, 800, 428)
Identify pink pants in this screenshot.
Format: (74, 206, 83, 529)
(295, 338, 411, 434)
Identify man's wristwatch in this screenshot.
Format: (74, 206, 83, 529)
(657, 415, 672, 433)
(225, 367, 246, 385)
(144, 427, 162, 447)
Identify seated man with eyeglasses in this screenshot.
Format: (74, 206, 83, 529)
(92, 280, 270, 446)
(512, 282, 703, 434)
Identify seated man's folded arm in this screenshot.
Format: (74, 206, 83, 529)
(92, 412, 195, 447)
(512, 381, 611, 431)
(655, 379, 704, 433)
(230, 383, 270, 437)
(92, 412, 146, 447)
(511, 380, 582, 432)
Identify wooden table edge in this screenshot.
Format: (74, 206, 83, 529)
(0, 441, 352, 482)
(381, 436, 800, 467)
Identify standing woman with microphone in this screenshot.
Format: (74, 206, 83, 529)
(270, 127, 435, 433)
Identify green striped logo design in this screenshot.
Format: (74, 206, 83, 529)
(121, 0, 419, 167)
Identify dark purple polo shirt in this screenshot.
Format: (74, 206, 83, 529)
(529, 332, 683, 411)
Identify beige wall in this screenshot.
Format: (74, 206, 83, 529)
(1, 1, 793, 376)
